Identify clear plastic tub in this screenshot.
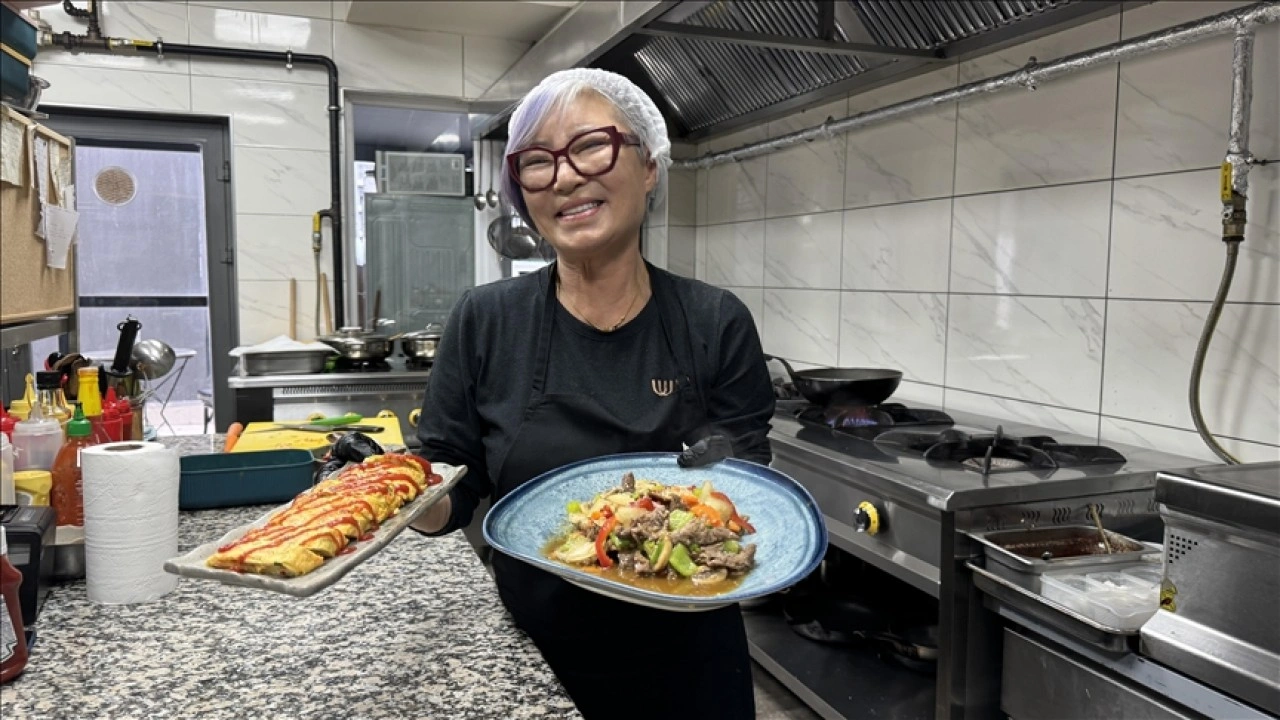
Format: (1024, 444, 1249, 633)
(1085, 571, 1156, 593)
(1120, 565, 1163, 587)
(1084, 589, 1157, 630)
(1040, 573, 1094, 615)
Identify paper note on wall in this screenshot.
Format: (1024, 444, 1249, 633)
(51, 143, 72, 207)
(0, 115, 23, 186)
(32, 135, 49, 238)
(41, 201, 79, 269)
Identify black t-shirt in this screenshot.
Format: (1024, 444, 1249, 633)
(416, 264, 775, 534)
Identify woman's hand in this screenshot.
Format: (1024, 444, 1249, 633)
(411, 495, 453, 534)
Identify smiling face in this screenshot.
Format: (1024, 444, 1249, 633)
(518, 91, 657, 261)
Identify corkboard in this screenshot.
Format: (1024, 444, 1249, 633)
(1, 106, 76, 324)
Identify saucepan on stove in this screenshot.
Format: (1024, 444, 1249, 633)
(764, 355, 902, 406)
(317, 327, 394, 362)
(399, 323, 444, 362)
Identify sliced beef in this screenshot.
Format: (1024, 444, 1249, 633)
(621, 507, 669, 542)
(617, 551, 641, 573)
(621, 472, 635, 493)
(695, 542, 757, 573)
(631, 554, 653, 575)
(670, 518, 737, 547)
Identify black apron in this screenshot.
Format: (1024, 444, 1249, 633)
(489, 264, 755, 720)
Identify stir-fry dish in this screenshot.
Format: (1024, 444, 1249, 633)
(545, 472, 758, 594)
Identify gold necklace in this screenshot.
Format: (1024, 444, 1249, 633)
(557, 269, 645, 332)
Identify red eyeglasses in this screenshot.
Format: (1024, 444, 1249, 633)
(506, 125, 642, 192)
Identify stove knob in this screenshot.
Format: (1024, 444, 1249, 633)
(854, 501, 881, 535)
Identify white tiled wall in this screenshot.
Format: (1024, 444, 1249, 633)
(32, 0, 530, 345)
(687, 1, 1280, 464)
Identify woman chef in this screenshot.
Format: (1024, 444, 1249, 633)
(412, 67, 775, 719)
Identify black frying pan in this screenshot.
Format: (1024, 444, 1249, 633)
(765, 354, 903, 406)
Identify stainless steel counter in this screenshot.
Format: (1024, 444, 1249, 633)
(226, 369, 430, 389)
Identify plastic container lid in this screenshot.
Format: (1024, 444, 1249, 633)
(65, 405, 91, 438)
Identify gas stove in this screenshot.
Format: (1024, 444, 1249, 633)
(333, 357, 393, 372)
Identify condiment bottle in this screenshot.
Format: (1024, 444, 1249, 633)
(7, 375, 34, 421)
(0, 527, 30, 684)
(10, 394, 62, 472)
(51, 405, 93, 527)
(0, 406, 15, 442)
(115, 393, 134, 442)
(75, 367, 112, 446)
(102, 388, 125, 442)
(0, 435, 13, 505)
(34, 372, 71, 435)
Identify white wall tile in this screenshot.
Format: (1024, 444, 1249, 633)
(189, 1, 333, 20)
(38, 1, 190, 74)
(238, 278, 323, 345)
(232, 147, 330, 215)
(334, 22, 462, 96)
(192, 77, 329, 151)
(842, 198, 951, 292)
(695, 167, 709, 226)
(668, 169, 696, 227)
(704, 127, 768, 225)
(642, 225, 667, 269)
(766, 99, 847, 217)
(765, 212, 843, 289)
(947, 295, 1104, 412)
(954, 15, 1121, 195)
(951, 181, 1111, 296)
(188, 6, 333, 85)
(695, 226, 707, 281)
(839, 292, 946, 384)
(944, 388, 1100, 439)
(1103, 300, 1279, 446)
(704, 221, 765, 287)
(36, 64, 191, 112)
(1110, 169, 1279, 303)
(761, 289, 840, 366)
(235, 214, 332, 282)
(1115, 2, 1279, 177)
(463, 35, 529, 100)
(845, 66, 958, 209)
(668, 226, 696, 278)
(892, 380, 945, 407)
(1099, 417, 1280, 465)
(724, 287, 764, 332)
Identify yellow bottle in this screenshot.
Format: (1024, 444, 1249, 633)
(7, 374, 35, 420)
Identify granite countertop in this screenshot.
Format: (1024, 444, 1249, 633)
(3, 436, 580, 719)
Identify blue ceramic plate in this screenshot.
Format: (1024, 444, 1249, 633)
(482, 453, 827, 612)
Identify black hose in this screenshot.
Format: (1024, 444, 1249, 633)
(132, 41, 346, 328)
(1189, 239, 1242, 464)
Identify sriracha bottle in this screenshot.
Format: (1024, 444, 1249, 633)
(1, 527, 30, 684)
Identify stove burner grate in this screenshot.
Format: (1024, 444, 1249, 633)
(794, 402, 954, 433)
(877, 425, 1127, 475)
(333, 357, 392, 373)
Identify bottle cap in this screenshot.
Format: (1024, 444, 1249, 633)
(66, 404, 91, 438)
(0, 406, 15, 436)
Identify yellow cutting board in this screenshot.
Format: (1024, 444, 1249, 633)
(231, 415, 406, 456)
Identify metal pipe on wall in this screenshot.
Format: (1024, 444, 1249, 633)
(673, 1, 1280, 170)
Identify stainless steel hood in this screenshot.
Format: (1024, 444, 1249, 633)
(477, 0, 1128, 142)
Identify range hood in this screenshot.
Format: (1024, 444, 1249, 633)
(477, 0, 1128, 143)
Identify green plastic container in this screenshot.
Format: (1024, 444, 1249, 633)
(179, 450, 315, 510)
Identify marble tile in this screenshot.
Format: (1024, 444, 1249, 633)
(668, 168, 696, 227)
(1110, 169, 1279, 303)
(842, 198, 951, 292)
(892, 380, 945, 407)
(1100, 417, 1280, 465)
(235, 214, 332, 282)
(1115, 2, 1279, 177)
(951, 181, 1111, 297)
(695, 226, 707, 281)
(724, 287, 765, 332)
(668, 227, 696, 278)
(463, 35, 530, 99)
(839, 291, 946, 384)
(845, 66, 958, 209)
(1102, 300, 1279, 446)
(238, 278, 324, 345)
(695, 167, 709, 226)
(762, 290, 841, 366)
(765, 212, 843, 289)
(944, 388, 1100, 439)
(947, 295, 1104, 412)
(704, 221, 765, 287)
(954, 15, 1121, 195)
(704, 127, 768, 225)
(37, 1, 189, 74)
(188, 6, 334, 85)
(35, 64, 191, 112)
(189, 1, 333, 20)
(232, 147, 330, 215)
(334, 22, 463, 96)
(192, 77, 329, 151)
(766, 99, 848, 217)
(643, 225, 668, 269)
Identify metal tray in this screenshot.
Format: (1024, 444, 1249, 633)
(163, 463, 466, 598)
(967, 560, 1137, 653)
(972, 526, 1158, 583)
(238, 350, 332, 377)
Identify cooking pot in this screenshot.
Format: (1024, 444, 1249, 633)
(317, 327, 393, 361)
(765, 354, 902, 407)
(400, 323, 443, 362)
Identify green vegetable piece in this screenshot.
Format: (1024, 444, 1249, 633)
(608, 534, 635, 552)
(669, 543, 698, 577)
(643, 539, 662, 566)
(689, 543, 701, 555)
(668, 509, 693, 531)
(566, 500, 582, 514)
(723, 540, 741, 554)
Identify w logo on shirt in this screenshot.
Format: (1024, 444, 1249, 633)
(651, 379, 677, 397)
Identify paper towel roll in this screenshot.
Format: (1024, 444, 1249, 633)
(81, 441, 180, 604)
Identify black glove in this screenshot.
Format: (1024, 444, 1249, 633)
(678, 434, 733, 468)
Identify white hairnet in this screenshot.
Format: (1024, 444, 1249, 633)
(500, 68, 671, 232)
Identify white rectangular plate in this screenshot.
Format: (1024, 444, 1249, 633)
(164, 463, 466, 597)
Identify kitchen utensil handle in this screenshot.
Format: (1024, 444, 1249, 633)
(762, 354, 798, 379)
(111, 316, 142, 376)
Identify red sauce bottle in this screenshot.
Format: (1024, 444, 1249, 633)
(1, 527, 30, 684)
(51, 405, 93, 527)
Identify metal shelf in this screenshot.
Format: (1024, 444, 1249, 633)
(0, 315, 74, 348)
(743, 605, 936, 720)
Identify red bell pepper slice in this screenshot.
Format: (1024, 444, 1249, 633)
(631, 497, 655, 511)
(711, 491, 756, 534)
(595, 516, 617, 568)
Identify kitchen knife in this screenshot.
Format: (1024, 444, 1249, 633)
(246, 423, 385, 434)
